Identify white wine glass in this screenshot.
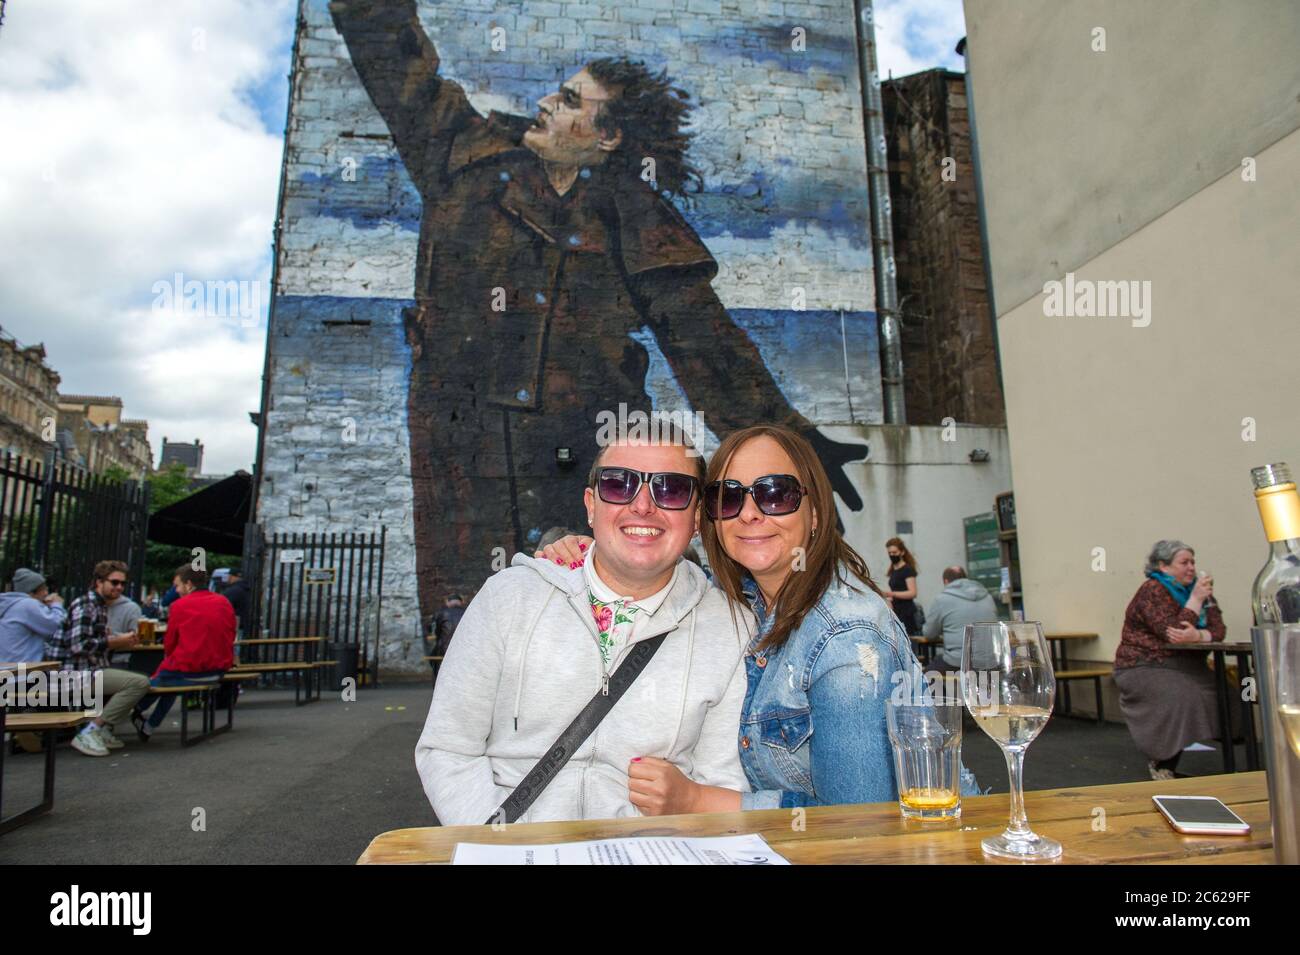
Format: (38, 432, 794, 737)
(962, 620, 1062, 861)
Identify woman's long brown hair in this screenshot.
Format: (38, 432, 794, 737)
(700, 425, 883, 652)
(885, 536, 918, 572)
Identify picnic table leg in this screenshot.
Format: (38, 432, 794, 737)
(1059, 642, 1072, 716)
(1213, 649, 1235, 773)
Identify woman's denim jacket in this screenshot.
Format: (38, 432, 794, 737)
(738, 567, 980, 809)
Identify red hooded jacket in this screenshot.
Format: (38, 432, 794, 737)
(156, 589, 236, 675)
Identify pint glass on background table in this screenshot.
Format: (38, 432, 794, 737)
(885, 691, 963, 820)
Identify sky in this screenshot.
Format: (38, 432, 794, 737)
(0, 0, 965, 476)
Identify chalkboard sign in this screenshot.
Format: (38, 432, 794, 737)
(996, 492, 1016, 534)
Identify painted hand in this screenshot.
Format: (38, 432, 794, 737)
(803, 429, 867, 512)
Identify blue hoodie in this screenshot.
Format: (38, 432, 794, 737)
(0, 591, 67, 663)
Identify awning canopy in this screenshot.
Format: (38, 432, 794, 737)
(147, 471, 252, 555)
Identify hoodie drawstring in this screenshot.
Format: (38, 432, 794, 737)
(512, 588, 554, 732)
(664, 607, 696, 756)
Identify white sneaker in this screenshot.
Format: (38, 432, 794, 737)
(1148, 760, 1176, 781)
(96, 726, 126, 750)
(71, 728, 110, 757)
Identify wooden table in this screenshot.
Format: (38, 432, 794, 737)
(909, 635, 940, 665)
(1167, 641, 1259, 773)
(358, 772, 1272, 865)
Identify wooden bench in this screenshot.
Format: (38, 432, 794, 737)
(229, 662, 320, 705)
(1045, 632, 1109, 723)
(1054, 667, 1112, 723)
(0, 710, 89, 835)
(141, 683, 223, 746)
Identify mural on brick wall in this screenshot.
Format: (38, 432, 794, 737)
(265, 0, 884, 650)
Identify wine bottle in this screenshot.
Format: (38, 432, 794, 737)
(1250, 462, 1300, 625)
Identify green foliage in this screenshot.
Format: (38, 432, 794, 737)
(147, 462, 195, 513)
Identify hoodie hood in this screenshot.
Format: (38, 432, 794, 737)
(945, 577, 992, 601)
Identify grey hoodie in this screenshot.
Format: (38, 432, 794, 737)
(923, 577, 998, 667)
(415, 552, 751, 824)
(0, 591, 66, 663)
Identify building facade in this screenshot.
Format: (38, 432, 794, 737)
(56, 395, 153, 479)
(256, 0, 1012, 671)
(0, 328, 61, 461)
(882, 68, 1004, 427)
(159, 438, 204, 475)
(963, 0, 1300, 712)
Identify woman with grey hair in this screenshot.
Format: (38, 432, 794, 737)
(1113, 540, 1226, 780)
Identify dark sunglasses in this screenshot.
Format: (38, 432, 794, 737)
(105, 578, 127, 587)
(703, 474, 807, 521)
(593, 467, 699, 511)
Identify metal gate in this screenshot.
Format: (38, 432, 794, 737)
(0, 451, 149, 602)
(243, 526, 386, 686)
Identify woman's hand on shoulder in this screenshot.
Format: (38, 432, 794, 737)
(534, 535, 592, 569)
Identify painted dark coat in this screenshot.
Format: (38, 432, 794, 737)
(331, 0, 863, 619)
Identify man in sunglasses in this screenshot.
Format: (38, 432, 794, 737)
(45, 560, 151, 757)
(416, 438, 750, 824)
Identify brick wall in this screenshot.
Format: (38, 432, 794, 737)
(883, 69, 1004, 427)
(261, 0, 884, 671)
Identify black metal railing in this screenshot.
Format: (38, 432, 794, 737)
(0, 452, 149, 601)
(242, 526, 386, 686)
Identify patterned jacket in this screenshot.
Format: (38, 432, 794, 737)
(1115, 578, 1226, 669)
(46, 589, 112, 672)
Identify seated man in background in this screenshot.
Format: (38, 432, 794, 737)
(922, 566, 998, 674)
(46, 560, 149, 756)
(107, 587, 143, 641)
(132, 565, 236, 742)
(0, 568, 66, 664)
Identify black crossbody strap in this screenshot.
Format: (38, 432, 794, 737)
(486, 632, 669, 825)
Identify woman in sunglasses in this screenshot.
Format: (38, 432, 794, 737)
(541, 424, 977, 812)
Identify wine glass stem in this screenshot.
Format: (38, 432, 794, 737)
(1003, 747, 1031, 835)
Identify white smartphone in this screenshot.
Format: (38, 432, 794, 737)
(1152, 795, 1251, 835)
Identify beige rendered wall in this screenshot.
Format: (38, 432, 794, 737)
(963, 0, 1300, 312)
(963, 0, 1300, 673)
(825, 424, 1013, 609)
(995, 125, 1300, 662)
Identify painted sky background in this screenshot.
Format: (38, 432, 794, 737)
(0, 0, 965, 475)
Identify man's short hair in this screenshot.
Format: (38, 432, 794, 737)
(943, 566, 967, 584)
(173, 565, 210, 589)
(93, 560, 128, 581)
(587, 425, 705, 488)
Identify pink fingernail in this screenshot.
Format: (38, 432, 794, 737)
(632, 757, 641, 762)
(555, 558, 564, 564)
(569, 562, 578, 568)
(578, 542, 587, 551)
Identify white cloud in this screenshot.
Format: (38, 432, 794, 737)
(872, 0, 967, 79)
(0, 0, 294, 474)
